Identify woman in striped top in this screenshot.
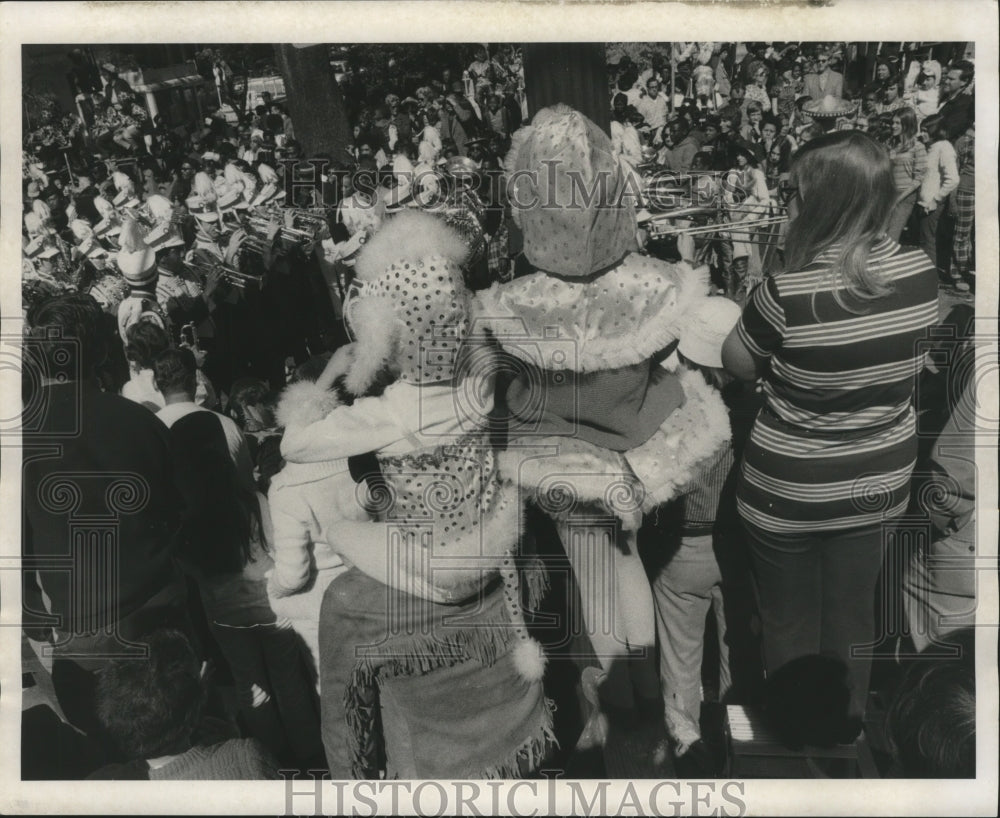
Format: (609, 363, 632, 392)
(721, 130, 939, 732)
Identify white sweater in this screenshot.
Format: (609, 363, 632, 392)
(919, 140, 959, 210)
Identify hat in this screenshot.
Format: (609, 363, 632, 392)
(115, 217, 158, 286)
(93, 195, 122, 238)
(731, 138, 765, 165)
(142, 195, 186, 250)
(677, 296, 742, 369)
(185, 194, 219, 222)
(216, 185, 243, 212)
(802, 95, 858, 120)
(505, 104, 637, 277)
(342, 209, 471, 395)
(24, 236, 60, 260)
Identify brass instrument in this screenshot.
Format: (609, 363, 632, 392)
(181, 252, 260, 292)
(241, 204, 330, 253)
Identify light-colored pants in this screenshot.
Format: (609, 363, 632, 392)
(652, 534, 730, 747)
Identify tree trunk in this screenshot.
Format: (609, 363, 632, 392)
(274, 44, 352, 164)
(522, 43, 610, 135)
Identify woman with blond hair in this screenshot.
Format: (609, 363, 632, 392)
(885, 106, 927, 242)
(722, 130, 939, 737)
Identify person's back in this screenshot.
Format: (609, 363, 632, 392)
(23, 296, 180, 638)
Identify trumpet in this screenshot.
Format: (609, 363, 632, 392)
(182, 254, 261, 292)
(243, 206, 329, 251)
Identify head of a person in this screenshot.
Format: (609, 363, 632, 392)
(754, 62, 769, 87)
(612, 92, 628, 119)
(152, 347, 197, 400)
(875, 61, 892, 81)
(734, 142, 759, 169)
(920, 112, 948, 144)
(785, 130, 896, 305)
(891, 106, 918, 144)
(878, 79, 900, 105)
(885, 630, 976, 777)
(677, 296, 741, 390)
(125, 319, 171, 371)
(746, 101, 764, 125)
(815, 49, 831, 73)
(26, 293, 108, 382)
(702, 116, 720, 142)
(618, 68, 639, 93)
(646, 77, 661, 99)
(227, 377, 276, 432)
(668, 118, 690, 145)
(97, 629, 205, 761)
(761, 116, 779, 142)
(729, 82, 746, 105)
(505, 104, 637, 278)
(943, 60, 974, 98)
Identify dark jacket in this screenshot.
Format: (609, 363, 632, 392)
(22, 382, 181, 636)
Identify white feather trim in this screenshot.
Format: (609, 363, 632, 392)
(275, 380, 341, 430)
(626, 367, 732, 512)
(512, 637, 547, 683)
(343, 296, 400, 397)
(472, 254, 712, 374)
(355, 209, 469, 282)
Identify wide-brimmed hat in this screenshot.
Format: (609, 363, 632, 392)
(802, 95, 858, 120)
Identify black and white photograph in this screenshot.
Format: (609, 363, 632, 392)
(1, 1, 997, 815)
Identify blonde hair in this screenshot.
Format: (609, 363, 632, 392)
(785, 130, 896, 314)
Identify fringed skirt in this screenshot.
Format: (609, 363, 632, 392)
(318, 567, 556, 780)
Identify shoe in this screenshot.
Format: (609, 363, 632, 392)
(950, 275, 971, 293)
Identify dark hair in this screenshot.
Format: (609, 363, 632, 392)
(227, 377, 276, 431)
(949, 59, 974, 84)
(26, 293, 108, 379)
(97, 628, 205, 759)
(152, 347, 197, 397)
(170, 411, 257, 573)
(921, 113, 948, 143)
(886, 630, 976, 777)
(125, 320, 171, 370)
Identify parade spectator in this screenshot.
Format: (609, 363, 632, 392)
(722, 131, 939, 732)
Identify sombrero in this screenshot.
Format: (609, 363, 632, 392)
(802, 95, 858, 120)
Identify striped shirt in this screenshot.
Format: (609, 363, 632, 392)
(736, 237, 938, 533)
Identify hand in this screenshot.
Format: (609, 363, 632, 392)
(180, 341, 208, 368)
(203, 264, 223, 299)
(676, 231, 696, 263)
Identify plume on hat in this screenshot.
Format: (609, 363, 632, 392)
(145, 194, 174, 224)
(118, 215, 147, 253)
(192, 171, 217, 203)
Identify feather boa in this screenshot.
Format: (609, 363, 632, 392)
(275, 380, 342, 430)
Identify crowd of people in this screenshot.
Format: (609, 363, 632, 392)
(20, 42, 978, 783)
